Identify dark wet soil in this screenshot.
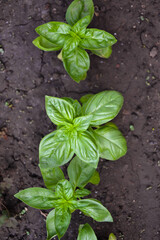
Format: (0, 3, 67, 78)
(0, 0, 160, 239)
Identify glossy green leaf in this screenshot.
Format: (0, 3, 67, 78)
(62, 97, 82, 117)
(55, 208, 71, 239)
(109, 233, 117, 240)
(33, 36, 61, 51)
(73, 115, 93, 131)
(45, 96, 75, 125)
(91, 46, 112, 58)
(77, 199, 113, 222)
(46, 209, 57, 240)
(14, 188, 57, 210)
(55, 180, 74, 200)
(80, 94, 93, 104)
(62, 46, 90, 82)
(82, 91, 124, 126)
(75, 189, 91, 198)
(72, 16, 91, 35)
(66, 0, 94, 26)
(93, 125, 127, 160)
(89, 170, 100, 185)
(35, 22, 71, 47)
(39, 165, 65, 190)
(74, 131, 99, 167)
(63, 36, 80, 52)
(77, 223, 97, 240)
(80, 29, 117, 50)
(39, 130, 74, 168)
(68, 156, 96, 189)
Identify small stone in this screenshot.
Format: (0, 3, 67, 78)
(150, 47, 158, 58)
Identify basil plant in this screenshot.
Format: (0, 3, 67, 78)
(33, 0, 117, 82)
(78, 223, 117, 240)
(15, 157, 112, 240)
(39, 91, 127, 170)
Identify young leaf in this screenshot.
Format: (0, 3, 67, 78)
(14, 188, 57, 210)
(93, 125, 127, 160)
(39, 165, 65, 190)
(74, 189, 91, 198)
(80, 94, 93, 104)
(46, 209, 57, 240)
(72, 15, 91, 35)
(74, 131, 99, 167)
(55, 208, 71, 239)
(91, 46, 112, 59)
(82, 91, 124, 126)
(62, 97, 82, 117)
(68, 156, 95, 189)
(79, 29, 117, 50)
(66, 0, 94, 26)
(77, 199, 113, 222)
(62, 46, 90, 82)
(39, 130, 74, 168)
(89, 170, 100, 185)
(33, 36, 61, 51)
(73, 115, 93, 131)
(55, 180, 74, 200)
(35, 22, 71, 47)
(109, 233, 117, 240)
(45, 96, 75, 125)
(77, 223, 97, 240)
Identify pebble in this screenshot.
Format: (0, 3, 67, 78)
(150, 47, 158, 58)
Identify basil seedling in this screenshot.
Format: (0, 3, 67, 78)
(39, 91, 127, 169)
(15, 157, 112, 240)
(33, 0, 117, 82)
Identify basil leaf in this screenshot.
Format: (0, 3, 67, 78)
(80, 94, 93, 104)
(35, 22, 71, 47)
(80, 29, 117, 50)
(14, 188, 57, 210)
(63, 36, 80, 52)
(62, 97, 82, 117)
(33, 36, 61, 51)
(72, 16, 91, 35)
(109, 233, 117, 240)
(55, 180, 74, 200)
(82, 91, 124, 126)
(66, 0, 94, 26)
(55, 208, 71, 239)
(91, 46, 112, 59)
(78, 223, 97, 240)
(74, 131, 99, 167)
(68, 156, 95, 189)
(77, 199, 113, 222)
(89, 170, 100, 185)
(45, 96, 75, 125)
(73, 115, 93, 131)
(62, 46, 90, 82)
(74, 189, 91, 198)
(46, 209, 57, 240)
(39, 130, 74, 168)
(39, 165, 65, 190)
(93, 125, 127, 160)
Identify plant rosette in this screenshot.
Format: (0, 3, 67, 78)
(39, 91, 127, 169)
(33, 0, 117, 82)
(15, 157, 112, 240)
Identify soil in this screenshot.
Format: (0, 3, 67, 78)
(0, 0, 160, 239)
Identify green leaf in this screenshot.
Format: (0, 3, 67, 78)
(45, 96, 75, 125)
(66, 0, 94, 26)
(39, 165, 65, 190)
(72, 16, 91, 35)
(35, 22, 71, 47)
(74, 131, 99, 167)
(14, 188, 57, 210)
(77, 199, 113, 222)
(68, 156, 96, 189)
(80, 94, 93, 104)
(80, 29, 117, 50)
(91, 46, 112, 59)
(82, 91, 124, 126)
(55, 180, 74, 200)
(77, 223, 97, 240)
(93, 125, 127, 160)
(33, 36, 61, 51)
(62, 97, 82, 117)
(62, 46, 90, 82)
(74, 189, 91, 198)
(89, 170, 100, 185)
(46, 209, 57, 240)
(39, 130, 74, 168)
(73, 115, 93, 131)
(55, 208, 71, 239)
(109, 233, 117, 240)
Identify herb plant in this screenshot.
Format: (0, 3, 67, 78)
(39, 91, 127, 169)
(15, 157, 112, 240)
(33, 0, 117, 82)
